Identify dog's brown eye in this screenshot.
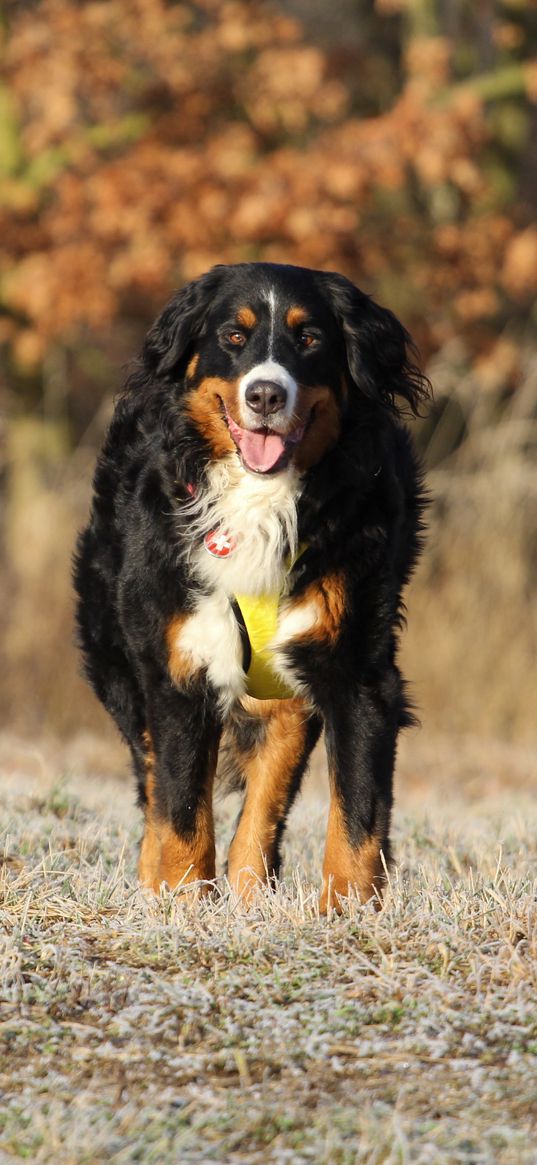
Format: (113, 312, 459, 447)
(299, 332, 316, 348)
(228, 331, 246, 346)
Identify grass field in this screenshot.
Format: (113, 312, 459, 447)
(1, 732, 537, 1164)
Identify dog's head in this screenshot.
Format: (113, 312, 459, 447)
(143, 262, 430, 476)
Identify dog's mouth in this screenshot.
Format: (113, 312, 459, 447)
(225, 410, 306, 475)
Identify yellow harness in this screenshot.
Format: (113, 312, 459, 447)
(232, 545, 307, 701)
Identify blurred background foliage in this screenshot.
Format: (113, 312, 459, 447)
(0, 0, 536, 746)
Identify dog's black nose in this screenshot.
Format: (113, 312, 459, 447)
(245, 380, 287, 416)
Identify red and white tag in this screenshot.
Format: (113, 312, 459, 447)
(204, 529, 237, 558)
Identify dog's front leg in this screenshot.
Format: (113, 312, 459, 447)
(319, 670, 400, 914)
(139, 676, 221, 897)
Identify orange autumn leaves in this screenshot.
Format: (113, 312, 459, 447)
(1, 0, 535, 372)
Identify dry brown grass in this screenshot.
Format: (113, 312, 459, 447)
(1, 734, 537, 1163)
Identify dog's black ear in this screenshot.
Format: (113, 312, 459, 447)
(143, 266, 225, 378)
(321, 271, 431, 417)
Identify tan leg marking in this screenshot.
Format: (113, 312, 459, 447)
(227, 699, 308, 902)
(138, 732, 161, 888)
(166, 613, 196, 687)
(239, 695, 284, 718)
(306, 571, 346, 644)
(282, 571, 346, 647)
(138, 730, 216, 897)
(320, 795, 385, 914)
(157, 794, 216, 894)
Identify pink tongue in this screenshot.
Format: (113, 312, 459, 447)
(237, 430, 286, 472)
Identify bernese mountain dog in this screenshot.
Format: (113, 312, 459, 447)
(74, 262, 429, 912)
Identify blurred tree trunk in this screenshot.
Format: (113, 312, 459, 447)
(519, 106, 537, 216)
(476, 0, 496, 72)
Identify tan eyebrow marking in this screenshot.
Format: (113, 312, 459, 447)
(286, 306, 308, 328)
(236, 307, 257, 329)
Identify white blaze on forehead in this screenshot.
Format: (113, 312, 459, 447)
(235, 283, 300, 438)
(263, 286, 277, 359)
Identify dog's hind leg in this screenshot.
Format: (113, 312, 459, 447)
(226, 698, 321, 902)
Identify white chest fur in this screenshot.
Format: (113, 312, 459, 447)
(179, 459, 302, 597)
(172, 590, 247, 712)
(170, 461, 319, 707)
